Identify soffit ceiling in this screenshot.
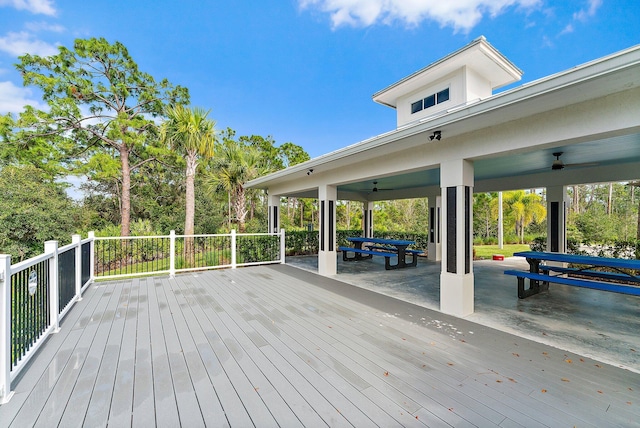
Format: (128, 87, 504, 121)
(337, 133, 640, 200)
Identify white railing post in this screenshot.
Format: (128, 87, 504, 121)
(280, 229, 286, 264)
(72, 234, 82, 301)
(231, 230, 237, 269)
(0, 254, 14, 403)
(169, 230, 176, 278)
(44, 241, 60, 334)
(88, 231, 95, 282)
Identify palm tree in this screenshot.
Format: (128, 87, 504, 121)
(206, 140, 265, 233)
(493, 190, 546, 243)
(161, 105, 216, 264)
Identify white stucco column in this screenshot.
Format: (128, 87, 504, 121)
(546, 186, 569, 253)
(267, 194, 280, 234)
(318, 185, 337, 276)
(440, 159, 474, 317)
(362, 201, 374, 238)
(426, 192, 442, 261)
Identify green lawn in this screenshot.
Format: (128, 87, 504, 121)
(473, 244, 530, 259)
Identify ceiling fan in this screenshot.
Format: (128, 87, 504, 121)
(370, 181, 393, 193)
(551, 152, 598, 171)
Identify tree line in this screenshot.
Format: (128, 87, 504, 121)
(0, 37, 310, 259)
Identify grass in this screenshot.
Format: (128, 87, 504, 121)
(96, 250, 231, 278)
(473, 244, 530, 259)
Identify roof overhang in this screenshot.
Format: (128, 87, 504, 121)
(372, 36, 523, 109)
(246, 42, 640, 198)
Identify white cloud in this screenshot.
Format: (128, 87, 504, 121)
(573, 0, 602, 22)
(557, 0, 601, 37)
(0, 0, 56, 16)
(0, 31, 58, 57)
(299, 0, 541, 32)
(24, 21, 65, 33)
(559, 23, 574, 35)
(0, 80, 46, 114)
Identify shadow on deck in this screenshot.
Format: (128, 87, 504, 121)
(0, 264, 638, 427)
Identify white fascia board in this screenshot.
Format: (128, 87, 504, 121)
(245, 43, 640, 190)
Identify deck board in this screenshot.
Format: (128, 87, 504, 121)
(1, 264, 638, 427)
(131, 278, 155, 427)
(107, 277, 139, 427)
(56, 277, 125, 428)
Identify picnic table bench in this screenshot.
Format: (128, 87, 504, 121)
(339, 237, 419, 270)
(504, 251, 640, 298)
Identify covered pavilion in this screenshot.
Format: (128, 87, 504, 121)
(246, 36, 640, 318)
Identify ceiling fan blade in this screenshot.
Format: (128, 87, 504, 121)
(564, 162, 599, 168)
(550, 152, 598, 171)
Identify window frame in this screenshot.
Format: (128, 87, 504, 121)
(410, 87, 450, 115)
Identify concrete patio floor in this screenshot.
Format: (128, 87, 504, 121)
(286, 255, 640, 373)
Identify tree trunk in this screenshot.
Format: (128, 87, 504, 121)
(346, 201, 351, 229)
(234, 186, 248, 233)
(300, 200, 304, 227)
(120, 146, 131, 237)
(184, 152, 197, 267)
(607, 183, 613, 216)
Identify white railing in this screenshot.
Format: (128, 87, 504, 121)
(93, 229, 285, 279)
(0, 229, 285, 403)
(0, 234, 92, 404)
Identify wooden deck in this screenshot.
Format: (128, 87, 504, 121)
(1, 264, 638, 427)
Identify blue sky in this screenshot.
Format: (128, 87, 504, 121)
(1, 0, 638, 158)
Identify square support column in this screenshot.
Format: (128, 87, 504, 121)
(362, 201, 374, 238)
(318, 185, 337, 276)
(267, 194, 280, 234)
(427, 192, 442, 261)
(546, 186, 569, 254)
(440, 159, 474, 317)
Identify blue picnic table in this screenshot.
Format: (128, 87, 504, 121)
(338, 237, 420, 270)
(505, 251, 640, 298)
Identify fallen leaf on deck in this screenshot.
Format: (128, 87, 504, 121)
(631, 348, 636, 352)
(595, 364, 602, 368)
(541, 389, 547, 393)
(512, 353, 520, 357)
(597, 390, 603, 394)
(496, 380, 503, 383)
(565, 359, 573, 364)
(508, 378, 516, 383)
(627, 402, 632, 405)
(447, 362, 454, 366)
(579, 358, 585, 362)
(384, 371, 389, 376)
(561, 378, 570, 382)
